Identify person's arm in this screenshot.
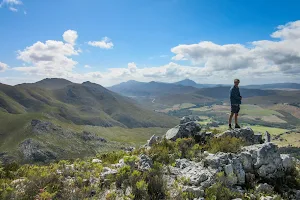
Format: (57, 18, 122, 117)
(238, 88, 242, 99)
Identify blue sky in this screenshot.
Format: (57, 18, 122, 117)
(1, 0, 300, 86)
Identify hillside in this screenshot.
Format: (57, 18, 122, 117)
(0, 79, 178, 163)
(244, 82, 300, 90)
(1, 120, 300, 199)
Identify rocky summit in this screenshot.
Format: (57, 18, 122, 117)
(1, 119, 300, 200)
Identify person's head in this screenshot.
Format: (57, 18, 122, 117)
(234, 79, 240, 86)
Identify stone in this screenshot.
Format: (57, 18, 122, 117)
(265, 131, 271, 143)
(260, 196, 274, 200)
(241, 143, 284, 179)
(216, 127, 263, 145)
(194, 131, 212, 144)
(165, 127, 180, 140)
(100, 167, 117, 179)
(256, 183, 274, 194)
(165, 121, 201, 141)
(180, 116, 200, 124)
(174, 159, 217, 188)
(138, 154, 153, 171)
(147, 134, 159, 146)
(280, 154, 294, 171)
(92, 158, 102, 163)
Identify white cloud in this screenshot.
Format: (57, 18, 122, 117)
(63, 30, 78, 46)
(15, 30, 80, 76)
(5, 20, 300, 86)
(171, 20, 300, 77)
(88, 37, 114, 49)
(128, 62, 137, 73)
(84, 65, 92, 68)
(0, 62, 9, 72)
(9, 6, 17, 11)
(0, 0, 22, 6)
(0, 0, 23, 12)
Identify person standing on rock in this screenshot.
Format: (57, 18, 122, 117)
(228, 79, 242, 129)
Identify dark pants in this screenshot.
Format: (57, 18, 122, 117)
(231, 104, 240, 114)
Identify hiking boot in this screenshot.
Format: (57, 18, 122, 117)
(235, 124, 241, 129)
(229, 124, 232, 129)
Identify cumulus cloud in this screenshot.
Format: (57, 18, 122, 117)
(63, 30, 78, 46)
(0, 62, 9, 72)
(88, 37, 114, 49)
(15, 30, 80, 76)
(171, 20, 300, 76)
(128, 62, 137, 73)
(84, 65, 91, 68)
(6, 20, 300, 86)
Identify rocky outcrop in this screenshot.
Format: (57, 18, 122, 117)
(81, 131, 107, 142)
(165, 142, 295, 197)
(19, 138, 57, 163)
(165, 121, 201, 141)
(31, 119, 62, 134)
(215, 127, 263, 145)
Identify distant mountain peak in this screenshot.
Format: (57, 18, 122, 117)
(175, 78, 198, 86)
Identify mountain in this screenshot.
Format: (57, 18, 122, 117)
(18, 78, 73, 90)
(174, 78, 226, 88)
(108, 80, 198, 97)
(244, 83, 300, 90)
(0, 79, 177, 128)
(0, 79, 178, 163)
(174, 79, 198, 87)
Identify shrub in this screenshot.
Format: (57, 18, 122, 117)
(205, 182, 241, 200)
(116, 166, 131, 189)
(133, 180, 148, 200)
(175, 138, 195, 159)
(98, 151, 128, 164)
(145, 162, 167, 200)
(207, 136, 244, 153)
(106, 191, 117, 200)
(149, 138, 177, 165)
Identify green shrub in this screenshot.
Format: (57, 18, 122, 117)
(205, 182, 241, 200)
(106, 191, 117, 200)
(98, 151, 128, 164)
(145, 162, 167, 200)
(175, 138, 195, 159)
(133, 180, 148, 200)
(116, 166, 131, 189)
(207, 136, 244, 153)
(149, 138, 178, 165)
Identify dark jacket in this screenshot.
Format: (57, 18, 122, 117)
(230, 86, 241, 105)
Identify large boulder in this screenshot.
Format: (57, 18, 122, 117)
(165, 121, 201, 141)
(216, 127, 263, 145)
(240, 143, 285, 179)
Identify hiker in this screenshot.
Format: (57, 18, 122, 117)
(228, 79, 242, 129)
